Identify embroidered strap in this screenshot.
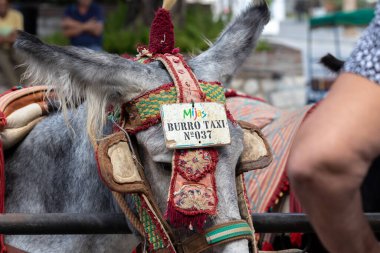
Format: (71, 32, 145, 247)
(95, 131, 177, 253)
(123, 81, 226, 134)
(180, 220, 254, 253)
(154, 54, 205, 103)
(205, 221, 253, 244)
(153, 54, 220, 231)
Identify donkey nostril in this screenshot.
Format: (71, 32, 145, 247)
(161, 163, 172, 171)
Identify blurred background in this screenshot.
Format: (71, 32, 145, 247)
(0, 0, 377, 107)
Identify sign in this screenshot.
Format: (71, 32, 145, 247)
(160, 102, 231, 149)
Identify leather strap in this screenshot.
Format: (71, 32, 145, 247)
(237, 174, 258, 253)
(237, 121, 272, 174)
(96, 132, 148, 195)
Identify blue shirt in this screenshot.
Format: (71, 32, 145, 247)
(64, 3, 104, 49)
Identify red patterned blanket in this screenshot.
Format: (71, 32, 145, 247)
(226, 96, 314, 213)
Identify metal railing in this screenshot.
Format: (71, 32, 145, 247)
(0, 213, 379, 234)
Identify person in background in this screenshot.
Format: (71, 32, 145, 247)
(62, 0, 104, 51)
(0, 0, 23, 88)
(295, 0, 309, 21)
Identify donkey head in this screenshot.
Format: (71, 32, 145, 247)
(14, 1, 269, 252)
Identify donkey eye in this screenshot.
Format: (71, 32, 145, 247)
(161, 163, 172, 172)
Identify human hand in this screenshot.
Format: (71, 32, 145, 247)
(62, 18, 84, 33)
(82, 19, 103, 36)
(63, 18, 80, 28)
(82, 19, 98, 32)
(6, 31, 17, 44)
(0, 31, 17, 44)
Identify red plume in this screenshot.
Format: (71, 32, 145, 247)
(149, 8, 175, 54)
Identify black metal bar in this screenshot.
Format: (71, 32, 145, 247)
(254, 213, 380, 233)
(0, 213, 379, 235)
(0, 213, 130, 235)
(253, 213, 313, 233)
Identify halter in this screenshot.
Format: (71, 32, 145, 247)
(94, 51, 272, 253)
(94, 5, 272, 250)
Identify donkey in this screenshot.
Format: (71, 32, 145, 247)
(5, 1, 270, 252)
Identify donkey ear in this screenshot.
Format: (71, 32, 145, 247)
(189, 0, 270, 81)
(14, 31, 164, 102)
(14, 31, 168, 136)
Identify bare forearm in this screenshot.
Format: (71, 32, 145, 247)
(63, 26, 83, 38)
(84, 22, 103, 36)
(294, 173, 378, 253)
(62, 18, 84, 38)
(289, 74, 380, 253)
(0, 32, 17, 44)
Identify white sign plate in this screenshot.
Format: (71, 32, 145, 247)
(160, 102, 231, 149)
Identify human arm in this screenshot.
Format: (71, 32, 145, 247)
(288, 74, 380, 253)
(0, 30, 17, 44)
(88, 5, 104, 36)
(287, 2, 380, 252)
(62, 17, 85, 38)
(62, 17, 103, 38)
(83, 19, 103, 36)
(0, 11, 23, 45)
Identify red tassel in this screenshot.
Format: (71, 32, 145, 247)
(262, 242, 274, 251)
(0, 141, 6, 253)
(165, 204, 207, 232)
(290, 233, 303, 248)
(0, 112, 6, 130)
(149, 8, 175, 54)
(289, 189, 303, 213)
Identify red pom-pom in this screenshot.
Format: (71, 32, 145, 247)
(262, 242, 274, 251)
(149, 8, 175, 54)
(290, 233, 303, 248)
(0, 112, 6, 129)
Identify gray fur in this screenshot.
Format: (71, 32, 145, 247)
(7, 1, 269, 252)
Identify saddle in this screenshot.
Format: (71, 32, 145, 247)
(0, 85, 56, 253)
(0, 86, 53, 150)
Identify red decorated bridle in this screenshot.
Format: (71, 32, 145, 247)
(94, 51, 260, 253)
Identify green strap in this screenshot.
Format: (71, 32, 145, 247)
(205, 221, 253, 245)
